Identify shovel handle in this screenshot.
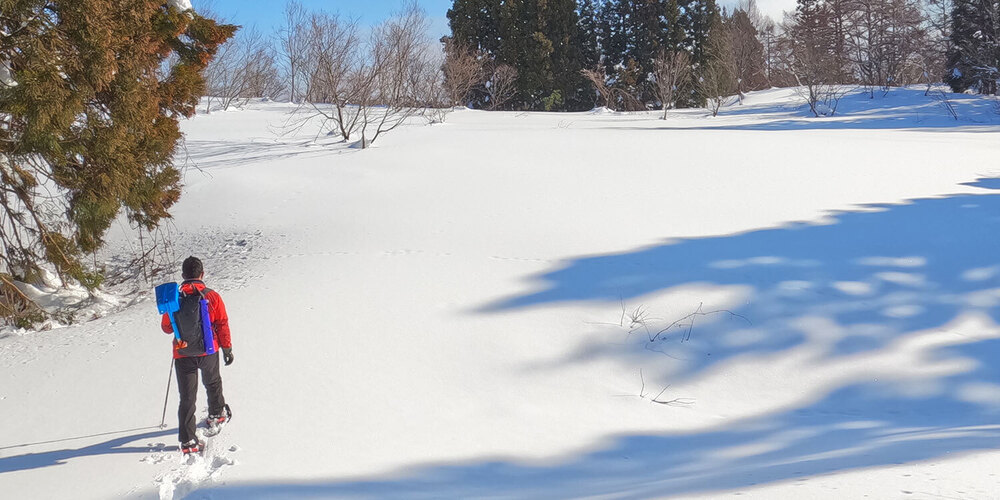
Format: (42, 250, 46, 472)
(168, 313, 187, 348)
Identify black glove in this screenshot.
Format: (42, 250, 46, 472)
(222, 348, 234, 366)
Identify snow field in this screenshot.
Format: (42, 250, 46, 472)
(2, 87, 1000, 499)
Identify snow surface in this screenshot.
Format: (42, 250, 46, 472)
(3, 87, 1000, 499)
(167, 0, 193, 12)
(0, 60, 15, 87)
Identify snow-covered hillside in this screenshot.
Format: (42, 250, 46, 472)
(3, 87, 1000, 499)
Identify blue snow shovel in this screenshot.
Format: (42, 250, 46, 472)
(155, 282, 187, 349)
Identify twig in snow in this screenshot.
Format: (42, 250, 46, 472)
(637, 371, 695, 406)
(649, 304, 751, 342)
(651, 396, 696, 406)
(619, 296, 626, 327)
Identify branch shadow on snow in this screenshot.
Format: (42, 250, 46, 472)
(638, 88, 1000, 132)
(180, 180, 1000, 498)
(0, 428, 174, 474)
(179, 139, 349, 170)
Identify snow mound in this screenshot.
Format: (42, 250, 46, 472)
(167, 0, 192, 11)
(589, 106, 615, 114)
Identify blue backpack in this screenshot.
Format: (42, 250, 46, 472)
(157, 282, 216, 357)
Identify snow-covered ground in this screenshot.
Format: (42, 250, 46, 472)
(3, 87, 1000, 499)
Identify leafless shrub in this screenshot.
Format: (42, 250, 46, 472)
(279, 1, 310, 103)
(581, 68, 613, 109)
(653, 50, 691, 118)
(0, 273, 44, 328)
(441, 38, 483, 107)
(204, 28, 283, 111)
(934, 89, 959, 119)
(281, 3, 467, 145)
(698, 57, 736, 117)
(581, 67, 644, 112)
(778, 33, 849, 117)
(487, 63, 518, 110)
(354, 3, 435, 148)
(298, 11, 365, 140)
(845, 0, 926, 97)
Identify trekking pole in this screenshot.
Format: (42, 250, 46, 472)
(160, 358, 174, 428)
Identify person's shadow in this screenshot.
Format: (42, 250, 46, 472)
(0, 427, 174, 474)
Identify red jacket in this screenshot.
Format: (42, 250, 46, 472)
(161, 280, 231, 359)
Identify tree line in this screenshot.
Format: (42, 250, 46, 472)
(444, 0, 996, 114)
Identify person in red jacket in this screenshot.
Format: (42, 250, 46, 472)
(161, 256, 234, 453)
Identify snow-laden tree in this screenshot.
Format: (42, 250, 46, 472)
(946, 0, 1000, 94)
(0, 0, 235, 325)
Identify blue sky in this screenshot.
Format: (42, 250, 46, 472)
(192, 1, 454, 38)
(192, 0, 797, 39)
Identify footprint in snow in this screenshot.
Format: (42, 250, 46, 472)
(154, 440, 241, 500)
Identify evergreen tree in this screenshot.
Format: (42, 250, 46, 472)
(502, 0, 553, 108)
(598, 0, 630, 76)
(0, 1, 235, 321)
(687, 0, 720, 69)
(448, 0, 502, 55)
(699, 12, 737, 115)
(727, 9, 767, 96)
(628, 0, 667, 91)
(945, 0, 1000, 94)
(682, 0, 722, 106)
(577, 0, 602, 70)
(663, 0, 687, 55)
(449, 0, 587, 110)
(545, 0, 588, 109)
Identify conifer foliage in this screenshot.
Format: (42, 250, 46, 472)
(0, 1, 235, 322)
(946, 0, 1000, 94)
(448, 0, 589, 110)
(448, 0, 986, 110)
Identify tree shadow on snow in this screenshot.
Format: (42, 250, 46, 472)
(628, 89, 1000, 132)
(0, 428, 174, 474)
(184, 379, 1000, 498)
(181, 181, 1000, 497)
(179, 139, 349, 170)
(483, 178, 1000, 381)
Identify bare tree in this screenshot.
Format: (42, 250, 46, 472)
(699, 21, 737, 116)
(283, 3, 447, 145)
(653, 50, 691, 117)
(279, 1, 309, 103)
(781, 3, 849, 116)
(204, 28, 282, 111)
(921, 0, 952, 94)
(846, 0, 926, 96)
(581, 68, 613, 109)
(487, 63, 518, 110)
(441, 38, 483, 107)
(580, 67, 644, 111)
(356, 2, 435, 148)
(299, 12, 366, 141)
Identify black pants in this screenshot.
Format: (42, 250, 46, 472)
(175, 352, 226, 443)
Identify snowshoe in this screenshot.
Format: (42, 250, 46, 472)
(180, 439, 204, 455)
(204, 404, 232, 437)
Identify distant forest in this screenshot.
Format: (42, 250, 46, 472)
(445, 0, 992, 112)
